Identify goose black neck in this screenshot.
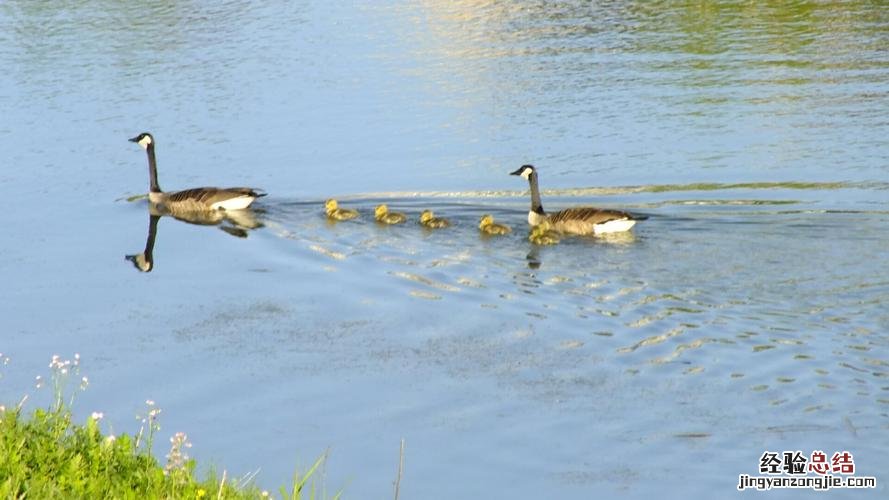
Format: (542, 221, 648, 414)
(146, 144, 162, 193)
(127, 214, 159, 273)
(145, 214, 159, 258)
(141, 214, 159, 272)
(529, 172, 545, 215)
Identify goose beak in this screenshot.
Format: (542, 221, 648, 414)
(128, 136, 139, 143)
(509, 167, 524, 176)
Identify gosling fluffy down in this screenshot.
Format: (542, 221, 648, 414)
(325, 199, 359, 221)
(374, 204, 407, 224)
(478, 214, 511, 235)
(529, 222, 560, 245)
(419, 210, 450, 229)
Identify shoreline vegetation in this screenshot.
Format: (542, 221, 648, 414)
(0, 353, 340, 499)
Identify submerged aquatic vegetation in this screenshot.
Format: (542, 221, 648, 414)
(0, 353, 340, 499)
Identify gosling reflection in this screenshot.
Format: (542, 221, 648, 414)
(125, 207, 263, 273)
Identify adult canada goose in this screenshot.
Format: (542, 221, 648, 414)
(419, 210, 450, 229)
(374, 204, 407, 224)
(510, 164, 641, 235)
(129, 132, 266, 212)
(528, 221, 560, 246)
(325, 199, 359, 221)
(478, 214, 511, 235)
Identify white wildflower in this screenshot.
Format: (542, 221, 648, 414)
(165, 431, 191, 473)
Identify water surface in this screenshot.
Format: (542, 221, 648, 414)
(1, 1, 887, 498)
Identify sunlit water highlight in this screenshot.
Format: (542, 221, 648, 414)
(1, 1, 887, 498)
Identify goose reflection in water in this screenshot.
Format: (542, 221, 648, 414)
(524, 230, 638, 270)
(125, 206, 264, 273)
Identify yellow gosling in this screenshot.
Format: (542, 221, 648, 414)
(478, 214, 511, 235)
(529, 221, 560, 245)
(325, 199, 359, 221)
(419, 210, 450, 229)
(375, 204, 407, 224)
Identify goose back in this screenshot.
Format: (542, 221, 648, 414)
(547, 207, 636, 235)
(161, 187, 265, 211)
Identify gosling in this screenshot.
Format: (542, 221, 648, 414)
(529, 222, 560, 246)
(478, 214, 511, 235)
(325, 199, 359, 221)
(375, 204, 407, 224)
(419, 210, 450, 229)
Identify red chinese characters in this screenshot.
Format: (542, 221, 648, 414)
(831, 451, 855, 474)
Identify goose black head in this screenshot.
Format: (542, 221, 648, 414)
(128, 132, 154, 149)
(510, 164, 535, 180)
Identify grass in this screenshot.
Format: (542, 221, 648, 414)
(0, 353, 341, 500)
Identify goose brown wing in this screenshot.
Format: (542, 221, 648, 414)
(224, 187, 267, 197)
(549, 207, 633, 225)
(166, 187, 264, 205)
(166, 187, 222, 205)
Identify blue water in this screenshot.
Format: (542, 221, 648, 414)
(1, 2, 887, 498)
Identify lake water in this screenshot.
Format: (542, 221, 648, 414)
(1, 1, 887, 498)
